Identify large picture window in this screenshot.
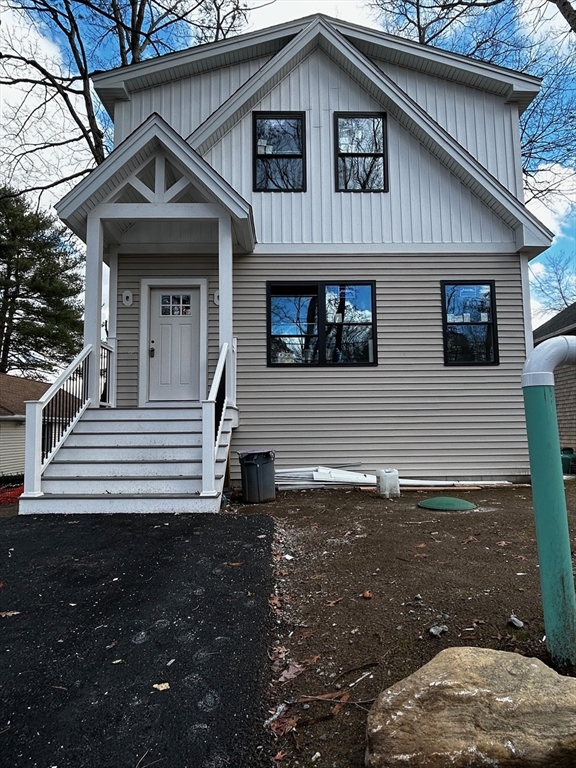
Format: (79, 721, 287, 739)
(253, 113, 305, 191)
(441, 281, 499, 365)
(268, 282, 377, 365)
(335, 113, 387, 192)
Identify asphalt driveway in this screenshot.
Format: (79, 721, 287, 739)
(0, 513, 274, 768)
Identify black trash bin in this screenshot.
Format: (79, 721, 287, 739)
(237, 448, 276, 503)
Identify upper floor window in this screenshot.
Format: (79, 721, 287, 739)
(441, 281, 499, 365)
(268, 282, 377, 366)
(254, 112, 306, 191)
(335, 113, 388, 192)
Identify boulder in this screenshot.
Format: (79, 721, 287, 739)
(366, 647, 576, 767)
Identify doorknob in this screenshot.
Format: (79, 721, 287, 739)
(149, 346, 155, 358)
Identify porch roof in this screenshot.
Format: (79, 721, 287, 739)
(56, 114, 256, 253)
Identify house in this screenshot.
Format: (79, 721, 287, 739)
(534, 302, 576, 449)
(0, 373, 50, 477)
(20, 14, 552, 513)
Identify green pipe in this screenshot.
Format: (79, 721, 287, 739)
(522, 336, 576, 666)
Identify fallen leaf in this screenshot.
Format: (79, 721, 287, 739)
(227, 562, 243, 567)
(332, 690, 350, 715)
(310, 573, 327, 580)
(152, 682, 170, 691)
(273, 751, 288, 761)
(461, 535, 478, 545)
(416, 543, 427, 548)
(268, 646, 289, 661)
(326, 598, 343, 607)
(0, 581, 5, 588)
(278, 663, 305, 683)
(299, 629, 314, 640)
(0, 611, 20, 617)
(269, 715, 299, 737)
(302, 655, 320, 665)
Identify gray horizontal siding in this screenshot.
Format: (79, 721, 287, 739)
(0, 422, 25, 475)
(230, 252, 530, 481)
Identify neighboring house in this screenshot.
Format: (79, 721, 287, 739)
(0, 374, 50, 477)
(20, 14, 552, 513)
(534, 303, 576, 449)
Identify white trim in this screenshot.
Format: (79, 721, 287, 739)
(252, 243, 519, 255)
(138, 277, 208, 407)
(520, 255, 534, 356)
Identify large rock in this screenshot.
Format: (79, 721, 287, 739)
(366, 647, 576, 767)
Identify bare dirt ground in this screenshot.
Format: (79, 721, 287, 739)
(237, 481, 576, 768)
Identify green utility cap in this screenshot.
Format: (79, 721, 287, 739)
(418, 496, 476, 511)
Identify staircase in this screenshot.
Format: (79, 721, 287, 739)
(19, 406, 234, 514)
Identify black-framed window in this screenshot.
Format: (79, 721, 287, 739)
(441, 281, 499, 365)
(268, 282, 377, 365)
(335, 113, 388, 192)
(253, 112, 305, 191)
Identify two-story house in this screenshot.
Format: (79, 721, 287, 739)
(20, 14, 552, 513)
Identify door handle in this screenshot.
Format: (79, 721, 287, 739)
(149, 347, 155, 358)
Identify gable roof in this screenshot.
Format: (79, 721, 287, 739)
(56, 114, 256, 252)
(186, 16, 551, 255)
(0, 374, 50, 418)
(89, 14, 551, 256)
(93, 14, 541, 118)
(534, 302, 576, 342)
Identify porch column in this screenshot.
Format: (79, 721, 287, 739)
(84, 215, 104, 407)
(218, 214, 235, 403)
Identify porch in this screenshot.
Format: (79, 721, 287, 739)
(20, 114, 255, 514)
(20, 341, 237, 513)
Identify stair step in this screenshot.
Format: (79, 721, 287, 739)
(54, 446, 203, 461)
(45, 457, 227, 478)
(73, 420, 202, 434)
(89, 407, 202, 421)
(41, 476, 223, 494)
(65, 432, 203, 447)
(20, 495, 223, 514)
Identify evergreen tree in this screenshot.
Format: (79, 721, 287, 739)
(0, 188, 84, 379)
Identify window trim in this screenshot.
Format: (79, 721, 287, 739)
(253, 111, 306, 192)
(267, 281, 378, 367)
(334, 112, 388, 193)
(441, 280, 500, 366)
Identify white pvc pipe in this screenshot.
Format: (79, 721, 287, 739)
(522, 335, 576, 388)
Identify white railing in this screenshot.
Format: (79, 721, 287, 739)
(201, 340, 236, 497)
(100, 340, 115, 407)
(22, 343, 112, 497)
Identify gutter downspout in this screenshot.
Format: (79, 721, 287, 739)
(522, 335, 576, 666)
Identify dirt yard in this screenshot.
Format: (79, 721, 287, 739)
(237, 481, 576, 768)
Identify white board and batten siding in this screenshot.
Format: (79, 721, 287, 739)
(112, 57, 271, 145)
(114, 47, 524, 205)
(116, 254, 220, 407)
(203, 49, 517, 247)
(230, 253, 530, 482)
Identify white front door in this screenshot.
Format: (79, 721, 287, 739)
(148, 288, 200, 401)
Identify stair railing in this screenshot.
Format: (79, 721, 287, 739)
(23, 345, 93, 497)
(99, 340, 115, 407)
(201, 340, 233, 497)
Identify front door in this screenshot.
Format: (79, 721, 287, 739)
(148, 287, 200, 401)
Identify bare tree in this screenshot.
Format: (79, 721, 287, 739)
(0, 0, 267, 202)
(366, 0, 576, 204)
(530, 250, 576, 316)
